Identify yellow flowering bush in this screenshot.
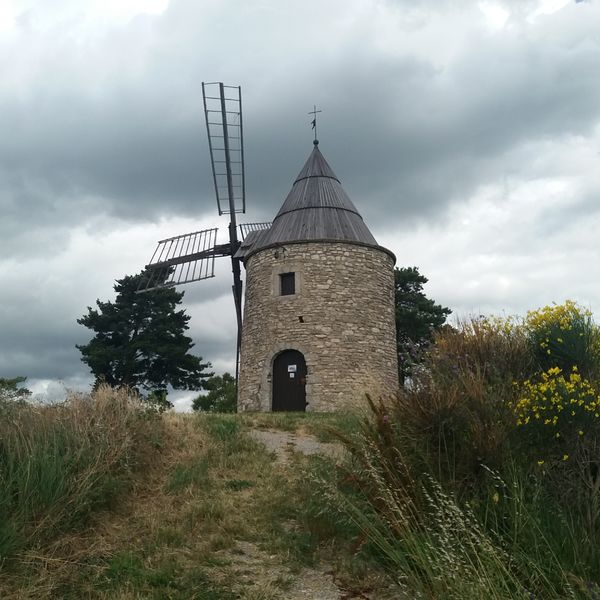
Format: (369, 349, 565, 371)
(512, 364, 600, 534)
(525, 300, 599, 379)
(514, 365, 598, 435)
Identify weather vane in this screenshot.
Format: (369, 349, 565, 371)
(308, 104, 322, 144)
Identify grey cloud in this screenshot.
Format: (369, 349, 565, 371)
(2, 0, 600, 241)
(2, 0, 600, 400)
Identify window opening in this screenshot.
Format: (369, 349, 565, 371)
(280, 272, 295, 296)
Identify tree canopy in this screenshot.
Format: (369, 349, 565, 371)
(395, 266, 451, 382)
(0, 377, 31, 402)
(192, 372, 237, 413)
(77, 271, 212, 406)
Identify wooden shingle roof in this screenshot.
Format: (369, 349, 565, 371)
(244, 142, 386, 259)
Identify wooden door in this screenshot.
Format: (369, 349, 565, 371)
(272, 350, 307, 412)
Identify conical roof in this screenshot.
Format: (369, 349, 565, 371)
(245, 142, 379, 256)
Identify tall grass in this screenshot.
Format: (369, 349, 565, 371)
(0, 385, 163, 562)
(332, 417, 580, 598)
(319, 308, 600, 599)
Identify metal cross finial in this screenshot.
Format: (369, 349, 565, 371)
(308, 104, 322, 144)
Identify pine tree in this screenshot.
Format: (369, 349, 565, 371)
(192, 372, 237, 412)
(77, 271, 212, 406)
(395, 266, 451, 382)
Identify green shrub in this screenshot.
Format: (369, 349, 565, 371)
(0, 376, 31, 402)
(393, 316, 531, 492)
(326, 308, 600, 598)
(511, 366, 600, 460)
(526, 300, 600, 379)
(511, 302, 600, 541)
(510, 366, 600, 540)
(192, 373, 237, 413)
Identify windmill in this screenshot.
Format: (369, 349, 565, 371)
(137, 82, 269, 384)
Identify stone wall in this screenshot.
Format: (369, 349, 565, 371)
(238, 241, 398, 412)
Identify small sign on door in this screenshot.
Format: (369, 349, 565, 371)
(288, 364, 297, 373)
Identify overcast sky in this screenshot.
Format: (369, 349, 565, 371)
(1, 0, 599, 410)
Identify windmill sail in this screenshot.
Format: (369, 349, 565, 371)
(138, 82, 249, 389)
(138, 228, 231, 292)
(201, 83, 246, 385)
(202, 83, 246, 216)
(238, 221, 271, 240)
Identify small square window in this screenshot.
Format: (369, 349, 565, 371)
(280, 272, 295, 296)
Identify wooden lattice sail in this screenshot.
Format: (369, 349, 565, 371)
(140, 228, 222, 292)
(137, 83, 272, 385)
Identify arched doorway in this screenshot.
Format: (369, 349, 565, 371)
(272, 350, 307, 412)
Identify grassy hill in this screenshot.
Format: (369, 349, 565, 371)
(4, 301, 600, 599)
(0, 393, 396, 599)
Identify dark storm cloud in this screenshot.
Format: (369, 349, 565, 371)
(0, 264, 234, 383)
(2, 0, 599, 246)
(0, 70, 211, 222)
(311, 38, 600, 228)
(239, 4, 600, 232)
(2, 0, 600, 402)
(0, 280, 87, 380)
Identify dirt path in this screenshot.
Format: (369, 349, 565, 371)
(242, 428, 346, 599)
(243, 426, 402, 600)
(247, 428, 345, 464)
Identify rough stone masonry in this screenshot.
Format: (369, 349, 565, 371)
(238, 240, 398, 412)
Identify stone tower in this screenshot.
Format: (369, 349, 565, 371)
(236, 141, 398, 412)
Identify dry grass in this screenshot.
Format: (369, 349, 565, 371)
(1, 412, 223, 598)
(0, 385, 162, 559)
(0, 406, 398, 599)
